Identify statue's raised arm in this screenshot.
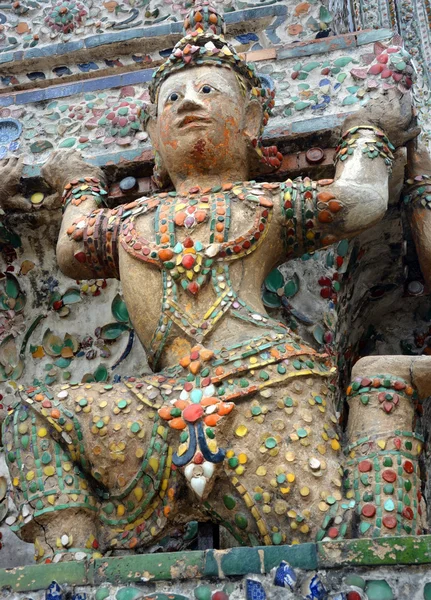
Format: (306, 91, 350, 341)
(278, 79, 419, 258)
(41, 149, 121, 281)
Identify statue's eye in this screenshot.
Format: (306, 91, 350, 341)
(201, 85, 213, 94)
(168, 92, 179, 102)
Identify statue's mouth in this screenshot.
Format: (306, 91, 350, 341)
(178, 114, 210, 128)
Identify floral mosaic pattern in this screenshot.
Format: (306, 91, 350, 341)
(353, 0, 431, 150)
(0, 215, 147, 419)
(0, 35, 409, 165)
(0, 0, 334, 57)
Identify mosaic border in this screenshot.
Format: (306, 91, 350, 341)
(1, 536, 431, 592)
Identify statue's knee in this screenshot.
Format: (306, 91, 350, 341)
(346, 360, 418, 442)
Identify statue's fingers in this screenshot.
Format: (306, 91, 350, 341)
(400, 126, 421, 146)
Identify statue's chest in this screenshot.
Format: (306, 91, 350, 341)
(121, 185, 274, 296)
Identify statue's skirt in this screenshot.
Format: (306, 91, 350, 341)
(3, 333, 339, 555)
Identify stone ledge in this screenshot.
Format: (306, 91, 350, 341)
(0, 5, 286, 69)
(1, 536, 431, 592)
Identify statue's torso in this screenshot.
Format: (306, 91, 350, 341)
(117, 182, 293, 369)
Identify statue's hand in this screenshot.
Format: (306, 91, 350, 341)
(344, 88, 420, 148)
(375, 87, 420, 148)
(346, 41, 422, 147)
(41, 149, 105, 193)
(0, 157, 30, 212)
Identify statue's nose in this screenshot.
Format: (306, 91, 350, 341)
(177, 97, 204, 112)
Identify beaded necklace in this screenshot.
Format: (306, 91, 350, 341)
(120, 183, 287, 367)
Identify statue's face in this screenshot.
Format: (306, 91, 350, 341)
(152, 65, 255, 182)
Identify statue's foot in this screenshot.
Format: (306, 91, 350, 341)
(31, 510, 101, 563)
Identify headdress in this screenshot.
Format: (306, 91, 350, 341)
(146, 2, 281, 183)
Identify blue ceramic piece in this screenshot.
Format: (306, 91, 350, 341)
(46, 582, 63, 600)
(77, 62, 99, 72)
(198, 421, 226, 463)
(72, 594, 87, 600)
(304, 575, 328, 600)
(235, 32, 259, 44)
(27, 71, 46, 81)
(173, 423, 196, 467)
(273, 561, 297, 590)
(246, 579, 266, 600)
(0, 118, 22, 144)
(53, 66, 72, 77)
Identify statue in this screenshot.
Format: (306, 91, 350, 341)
(1, 2, 430, 563)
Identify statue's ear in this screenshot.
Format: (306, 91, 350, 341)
(244, 98, 263, 142)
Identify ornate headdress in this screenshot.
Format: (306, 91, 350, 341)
(146, 2, 281, 185)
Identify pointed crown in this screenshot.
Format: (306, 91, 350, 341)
(146, 2, 282, 184)
(148, 2, 275, 130)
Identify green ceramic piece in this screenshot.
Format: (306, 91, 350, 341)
(95, 588, 110, 600)
(194, 585, 212, 600)
(365, 580, 394, 600)
(234, 513, 248, 530)
(116, 587, 142, 600)
(345, 574, 366, 589)
(264, 268, 283, 293)
(223, 495, 236, 510)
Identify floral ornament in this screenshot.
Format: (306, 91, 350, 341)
(41, 275, 59, 295)
(318, 273, 340, 301)
(0, 311, 25, 342)
(351, 40, 415, 94)
(262, 268, 315, 331)
(262, 267, 339, 348)
(98, 100, 143, 146)
(0, 273, 28, 382)
(377, 390, 401, 414)
(45, 1, 88, 35)
(79, 278, 107, 296)
(158, 388, 234, 432)
(158, 344, 234, 433)
(262, 268, 299, 309)
(158, 345, 234, 498)
(81, 294, 134, 383)
(49, 286, 81, 318)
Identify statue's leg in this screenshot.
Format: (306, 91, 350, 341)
(204, 372, 347, 545)
(344, 355, 430, 538)
(3, 402, 100, 562)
